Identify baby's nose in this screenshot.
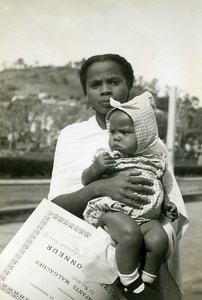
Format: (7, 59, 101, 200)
(113, 134, 121, 141)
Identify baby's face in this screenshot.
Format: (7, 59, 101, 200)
(108, 110, 137, 155)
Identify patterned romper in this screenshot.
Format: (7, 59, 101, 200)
(83, 152, 167, 227)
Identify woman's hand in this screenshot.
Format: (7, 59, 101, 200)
(92, 169, 154, 209)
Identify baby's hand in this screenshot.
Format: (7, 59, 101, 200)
(162, 201, 179, 222)
(94, 152, 115, 173)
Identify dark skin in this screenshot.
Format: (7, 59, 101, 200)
(82, 150, 178, 221)
(52, 60, 177, 220)
(161, 196, 178, 221)
(53, 170, 153, 217)
(81, 152, 116, 185)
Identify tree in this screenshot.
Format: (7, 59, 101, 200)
(13, 58, 26, 69)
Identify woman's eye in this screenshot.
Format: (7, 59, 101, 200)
(90, 81, 100, 88)
(110, 80, 119, 85)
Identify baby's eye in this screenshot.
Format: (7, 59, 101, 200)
(120, 130, 129, 135)
(109, 130, 115, 135)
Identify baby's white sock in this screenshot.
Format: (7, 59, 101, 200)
(118, 269, 145, 294)
(141, 270, 157, 284)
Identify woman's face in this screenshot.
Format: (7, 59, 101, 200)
(85, 60, 130, 115)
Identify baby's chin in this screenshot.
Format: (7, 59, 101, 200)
(112, 149, 135, 158)
(112, 150, 123, 158)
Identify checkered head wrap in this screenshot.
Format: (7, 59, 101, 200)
(106, 91, 159, 154)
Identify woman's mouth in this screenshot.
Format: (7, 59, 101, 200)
(100, 101, 111, 108)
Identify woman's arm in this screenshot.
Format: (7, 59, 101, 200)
(52, 169, 154, 217)
(52, 183, 98, 217)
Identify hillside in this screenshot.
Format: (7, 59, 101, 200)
(0, 65, 84, 102)
(0, 65, 163, 104)
(0, 64, 202, 163)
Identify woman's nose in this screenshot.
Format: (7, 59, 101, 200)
(100, 82, 112, 95)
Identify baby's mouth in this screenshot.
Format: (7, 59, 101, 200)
(112, 145, 123, 151)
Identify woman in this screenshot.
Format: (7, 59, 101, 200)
(48, 54, 188, 299)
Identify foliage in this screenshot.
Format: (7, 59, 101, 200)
(0, 156, 53, 178)
(0, 60, 202, 177)
(175, 165, 202, 177)
(1, 155, 202, 179)
(0, 95, 93, 152)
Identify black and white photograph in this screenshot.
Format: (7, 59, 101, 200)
(0, 1, 202, 299)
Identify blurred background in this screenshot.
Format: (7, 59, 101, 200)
(0, 1, 202, 299)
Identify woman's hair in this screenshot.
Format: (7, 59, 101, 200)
(79, 54, 134, 95)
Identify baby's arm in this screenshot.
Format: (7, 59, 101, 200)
(160, 164, 179, 222)
(161, 194, 179, 222)
(82, 152, 115, 186)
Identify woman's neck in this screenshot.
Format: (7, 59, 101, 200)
(95, 112, 107, 129)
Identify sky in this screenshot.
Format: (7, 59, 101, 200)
(0, 0, 202, 104)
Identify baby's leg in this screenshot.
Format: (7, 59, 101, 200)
(99, 212, 160, 299)
(98, 211, 142, 274)
(140, 219, 168, 284)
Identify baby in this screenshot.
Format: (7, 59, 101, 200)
(82, 92, 178, 300)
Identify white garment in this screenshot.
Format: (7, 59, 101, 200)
(48, 116, 109, 199)
(48, 115, 189, 298)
